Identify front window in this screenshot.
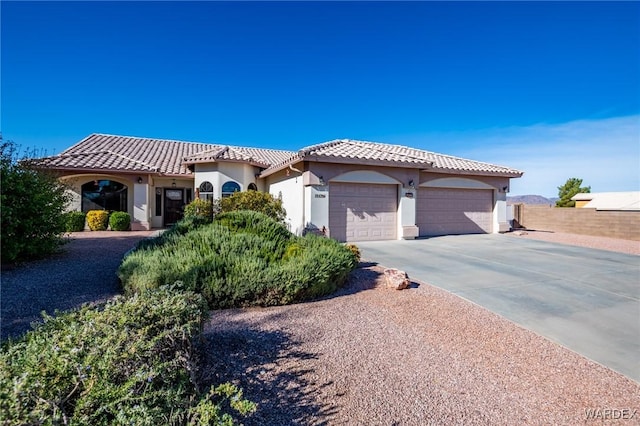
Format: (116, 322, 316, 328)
(199, 181, 214, 201)
(81, 180, 127, 212)
(221, 181, 241, 198)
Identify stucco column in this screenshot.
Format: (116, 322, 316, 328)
(132, 183, 150, 230)
(398, 187, 419, 239)
(304, 185, 329, 236)
(494, 190, 510, 233)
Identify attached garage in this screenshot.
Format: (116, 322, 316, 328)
(329, 182, 398, 242)
(416, 188, 493, 237)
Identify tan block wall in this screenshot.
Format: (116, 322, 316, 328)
(516, 205, 640, 241)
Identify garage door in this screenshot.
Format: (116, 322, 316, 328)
(329, 183, 398, 242)
(416, 188, 493, 237)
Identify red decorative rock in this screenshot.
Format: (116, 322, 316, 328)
(383, 268, 410, 290)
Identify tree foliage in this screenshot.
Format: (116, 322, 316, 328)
(219, 190, 286, 222)
(1, 138, 71, 263)
(556, 177, 591, 207)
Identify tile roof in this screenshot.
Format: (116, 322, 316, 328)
(37, 134, 522, 178)
(37, 134, 294, 175)
(266, 139, 523, 177)
(182, 145, 294, 168)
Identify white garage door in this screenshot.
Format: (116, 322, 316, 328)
(416, 188, 493, 237)
(329, 183, 398, 242)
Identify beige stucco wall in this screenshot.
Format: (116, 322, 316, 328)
(266, 167, 305, 234)
(194, 163, 261, 198)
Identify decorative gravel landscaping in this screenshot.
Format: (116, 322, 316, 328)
(2, 229, 638, 424)
(0, 231, 154, 340)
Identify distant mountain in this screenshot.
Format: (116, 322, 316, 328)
(507, 195, 555, 205)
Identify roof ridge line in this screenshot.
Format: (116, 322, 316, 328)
(106, 150, 158, 171)
(299, 139, 346, 156)
(93, 132, 219, 147)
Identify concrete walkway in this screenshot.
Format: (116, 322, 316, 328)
(356, 234, 640, 382)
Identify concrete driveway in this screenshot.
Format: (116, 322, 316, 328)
(356, 234, 640, 382)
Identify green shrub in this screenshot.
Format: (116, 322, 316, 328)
(109, 211, 131, 231)
(64, 211, 86, 232)
(184, 198, 216, 223)
(86, 210, 109, 231)
(219, 191, 286, 222)
(119, 211, 358, 309)
(1, 139, 71, 263)
(0, 285, 256, 425)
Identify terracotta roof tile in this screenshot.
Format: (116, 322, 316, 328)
(37, 134, 522, 178)
(267, 139, 522, 177)
(37, 134, 295, 175)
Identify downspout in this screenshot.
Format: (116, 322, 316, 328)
(289, 164, 303, 174)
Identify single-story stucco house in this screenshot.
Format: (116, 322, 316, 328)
(36, 133, 523, 242)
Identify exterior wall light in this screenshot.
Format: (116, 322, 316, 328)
(172, 179, 177, 188)
(137, 177, 143, 184)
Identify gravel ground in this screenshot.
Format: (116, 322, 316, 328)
(200, 265, 640, 425)
(3, 230, 639, 424)
(1, 231, 154, 340)
(506, 230, 640, 255)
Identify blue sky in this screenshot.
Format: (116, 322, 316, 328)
(2, 1, 639, 197)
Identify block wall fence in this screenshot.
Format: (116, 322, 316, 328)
(511, 204, 640, 241)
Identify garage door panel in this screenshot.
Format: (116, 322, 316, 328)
(417, 188, 493, 237)
(329, 183, 398, 242)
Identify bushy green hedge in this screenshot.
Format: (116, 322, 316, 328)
(184, 198, 216, 223)
(109, 211, 131, 231)
(64, 211, 86, 232)
(0, 285, 255, 425)
(119, 211, 358, 308)
(1, 140, 71, 263)
(219, 191, 286, 222)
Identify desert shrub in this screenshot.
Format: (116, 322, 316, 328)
(184, 198, 217, 223)
(1, 139, 71, 263)
(0, 285, 256, 425)
(109, 211, 131, 231)
(219, 191, 286, 222)
(64, 211, 86, 232)
(280, 235, 359, 301)
(86, 210, 109, 231)
(118, 211, 358, 308)
(345, 243, 361, 263)
(134, 216, 210, 252)
(215, 210, 292, 256)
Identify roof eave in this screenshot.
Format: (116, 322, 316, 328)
(182, 158, 269, 168)
(422, 167, 524, 178)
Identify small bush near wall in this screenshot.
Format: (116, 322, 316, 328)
(63, 211, 86, 232)
(109, 211, 131, 231)
(86, 210, 109, 231)
(0, 285, 256, 425)
(118, 211, 358, 309)
(184, 198, 216, 223)
(219, 191, 286, 222)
